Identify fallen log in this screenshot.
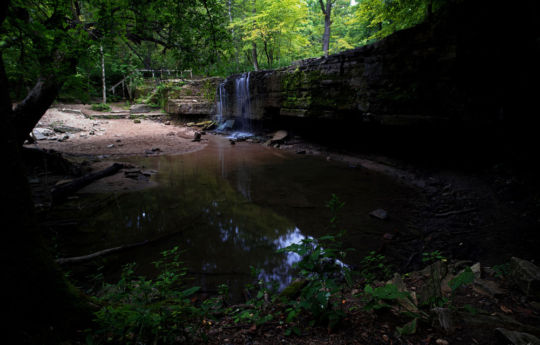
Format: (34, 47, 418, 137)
(51, 163, 124, 202)
(56, 239, 148, 264)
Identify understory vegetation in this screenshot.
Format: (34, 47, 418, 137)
(85, 195, 485, 344)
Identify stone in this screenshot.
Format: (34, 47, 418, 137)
(164, 121, 171, 125)
(53, 125, 83, 133)
(107, 144, 114, 148)
(470, 262, 482, 279)
(133, 119, 141, 124)
(509, 257, 540, 297)
(495, 328, 540, 345)
(432, 307, 454, 333)
(271, 130, 288, 143)
(369, 209, 388, 220)
(473, 279, 506, 297)
(130, 104, 153, 113)
(32, 128, 55, 140)
(435, 339, 448, 345)
(217, 119, 235, 131)
(193, 132, 201, 142)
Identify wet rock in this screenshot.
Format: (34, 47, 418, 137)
(495, 328, 540, 345)
(151, 147, 161, 152)
(133, 119, 141, 124)
(89, 130, 95, 135)
(167, 132, 175, 136)
(509, 257, 540, 297)
(229, 139, 236, 145)
(193, 132, 201, 142)
(369, 209, 388, 220)
(115, 139, 122, 142)
(164, 121, 171, 125)
(32, 128, 55, 140)
(107, 144, 114, 148)
(217, 119, 235, 131)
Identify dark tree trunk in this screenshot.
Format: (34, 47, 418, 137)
(320, 0, 332, 57)
(251, 0, 259, 71)
(13, 76, 61, 146)
(1, 4, 91, 343)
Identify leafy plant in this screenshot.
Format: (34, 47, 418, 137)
(91, 103, 111, 112)
(278, 195, 353, 330)
(92, 247, 202, 344)
(422, 250, 447, 263)
(359, 251, 392, 284)
(363, 283, 409, 311)
(449, 267, 474, 292)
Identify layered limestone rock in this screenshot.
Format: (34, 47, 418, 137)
(219, 1, 539, 128)
(165, 77, 222, 116)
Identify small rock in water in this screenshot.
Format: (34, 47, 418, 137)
(370, 209, 388, 220)
(193, 132, 201, 142)
(133, 119, 141, 124)
(164, 121, 171, 125)
(107, 144, 114, 148)
(151, 147, 161, 152)
(229, 139, 236, 145)
(89, 130, 95, 135)
(115, 139, 122, 142)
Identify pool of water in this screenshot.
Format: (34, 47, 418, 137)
(56, 135, 420, 298)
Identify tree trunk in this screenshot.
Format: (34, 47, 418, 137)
(1, 55, 92, 345)
(321, 0, 332, 57)
(100, 44, 106, 104)
(13, 76, 62, 146)
(228, 0, 240, 69)
(251, 0, 259, 71)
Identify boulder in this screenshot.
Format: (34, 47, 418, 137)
(369, 209, 388, 220)
(509, 257, 540, 297)
(32, 128, 55, 140)
(495, 328, 540, 345)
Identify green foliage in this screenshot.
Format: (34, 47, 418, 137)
(91, 103, 111, 112)
(92, 247, 202, 344)
(277, 195, 353, 330)
(359, 251, 392, 284)
(422, 250, 447, 263)
(492, 262, 511, 278)
(363, 283, 409, 311)
(449, 267, 474, 291)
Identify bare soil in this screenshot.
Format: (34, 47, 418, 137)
(27, 104, 205, 157)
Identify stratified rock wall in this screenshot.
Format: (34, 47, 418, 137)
(220, 0, 539, 128)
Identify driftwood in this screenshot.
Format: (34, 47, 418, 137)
(51, 163, 124, 202)
(56, 240, 148, 264)
(434, 207, 476, 218)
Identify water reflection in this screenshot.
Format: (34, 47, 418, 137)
(59, 136, 417, 300)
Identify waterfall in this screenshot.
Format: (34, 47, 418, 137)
(215, 81, 226, 124)
(215, 72, 254, 139)
(234, 72, 252, 133)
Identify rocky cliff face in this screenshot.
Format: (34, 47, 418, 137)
(219, 1, 539, 129)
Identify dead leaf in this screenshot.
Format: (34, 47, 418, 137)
(500, 305, 512, 314)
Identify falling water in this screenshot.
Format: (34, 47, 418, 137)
(215, 81, 226, 124)
(215, 72, 254, 139)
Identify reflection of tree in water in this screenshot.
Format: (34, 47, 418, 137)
(64, 158, 307, 299)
